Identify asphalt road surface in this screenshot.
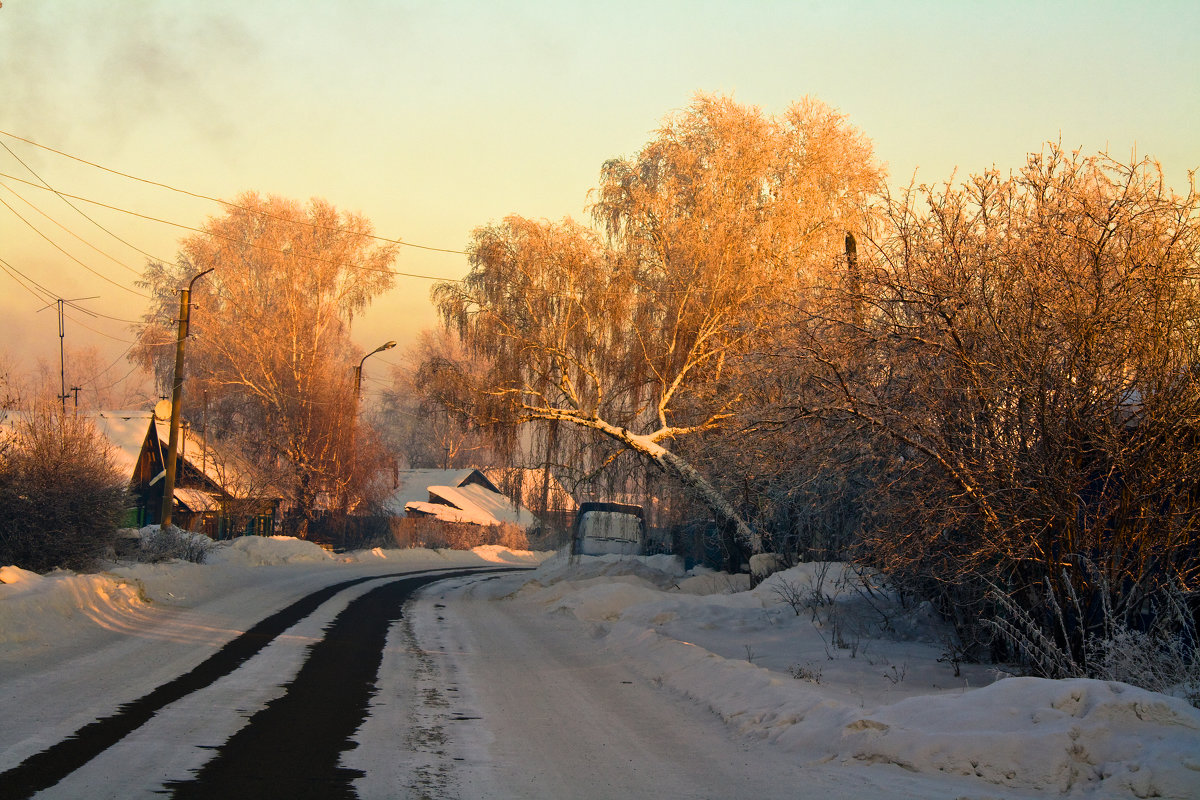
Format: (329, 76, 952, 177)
(1, 567, 967, 799)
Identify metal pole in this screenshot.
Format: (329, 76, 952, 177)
(355, 340, 396, 401)
(57, 299, 67, 413)
(160, 268, 214, 528)
(343, 341, 396, 512)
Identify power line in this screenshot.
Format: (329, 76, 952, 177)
(0, 171, 462, 283)
(0, 193, 151, 298)
(0, 257, 56, 305)
(0, 138, 170, 267)
(0, 128, 471, 256)
(0, 178, 155, 285)
(0, 257, 156, 343)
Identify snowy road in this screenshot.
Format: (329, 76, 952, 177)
(2, 563, 977, 800)
(10, 553, 1174, 799)
(0, 567, 505, 800)
(389, 572, 983, 800)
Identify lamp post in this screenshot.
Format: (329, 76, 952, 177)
(353, 340, 396, 400)
(341, 340, 396, 517)
(160, 268, 214, 529)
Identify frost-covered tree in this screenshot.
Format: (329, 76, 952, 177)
(800, 146, 1200, 660)
(434, 95, 882, 557)
(132, 193, 398, 534)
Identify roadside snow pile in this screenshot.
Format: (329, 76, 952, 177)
(337, 543, 546, 567)
(1, 537, 550, 665)
(466, 544, 545, 565)
(839, 677, 1200, 797)
(0, 566, 152, 647)
(515, 556, 1200, 798)
(207, 534, 334, 566)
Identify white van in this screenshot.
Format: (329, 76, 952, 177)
(573, 501, 645, 556)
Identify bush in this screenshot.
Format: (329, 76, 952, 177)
(135, 525, 213, 564)
(0, 406, 128, 572)
(987, 575, 1200, 706)
(386, 515, 529, 550)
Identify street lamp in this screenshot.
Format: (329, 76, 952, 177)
(160, 268, 215, 529)
(354, 340, 396, 400)
(341, 340, 396, 519)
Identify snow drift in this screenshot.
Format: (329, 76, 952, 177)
(514, 555, 1200, 798)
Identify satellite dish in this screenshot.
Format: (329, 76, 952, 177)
(154, 399, 173, 421)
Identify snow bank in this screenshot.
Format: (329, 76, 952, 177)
(336, 544, 547, 567)
(206, 535, 333, 566)
(513, 557, 1200, 798)
(841, 677, 1200, 797)
(0, 567, 152, 646)
(1, 538, 550, 664)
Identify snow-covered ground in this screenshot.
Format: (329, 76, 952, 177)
(2, 540, 1199, 798)
(462, 554, 1200, 799)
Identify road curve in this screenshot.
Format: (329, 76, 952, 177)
(0, 567, 505, 800)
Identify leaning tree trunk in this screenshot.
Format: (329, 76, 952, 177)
(649, 444, 764, 558)
(527, 410, 766, 558)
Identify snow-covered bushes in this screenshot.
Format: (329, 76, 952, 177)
(0, 406, 127, 572)
(132, 526, 214, 564)
(387, 516, 529, 551)
(988, 576, 1200, 706)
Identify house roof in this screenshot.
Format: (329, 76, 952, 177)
(91, 409, 278, 501)
(91, 409, 158, 478)
(383, 468, 538, 528)
(404, 499, 498, 526)
(379, 469, 485, 515)
(426, 482, 534, 528)
(173, 486, 220, 513)
(149, 418, 276, 499)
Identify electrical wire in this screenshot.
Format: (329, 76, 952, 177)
(0, 171, 462, 282)
(0, 176, 146, 276)
(0, 138, 170, 267)
(0, 257, 56, 305)
(0, 128, 470, 256)
(0, 193, 151, 298)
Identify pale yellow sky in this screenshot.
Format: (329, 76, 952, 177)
(1, 0, 1196, 403)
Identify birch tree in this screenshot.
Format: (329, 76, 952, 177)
(435, 95, 882, 556)
(132, 193, 397, 533)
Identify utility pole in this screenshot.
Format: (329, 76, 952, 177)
(37, 296, 97, 414)
(160, 269, 214, 529)
(57, 299, 67, 412)
(845, 232, 862, 328)
(354, 340, 397, 400)
(341, 340, 396, 512)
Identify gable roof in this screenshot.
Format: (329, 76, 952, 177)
(425, 482, 534, 528)
(91, 409, 158, 478)
(380, 468, 538, 528)
(379, 469, 488, 515)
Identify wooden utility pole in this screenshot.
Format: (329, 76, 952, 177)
(160, 269, 213, 529)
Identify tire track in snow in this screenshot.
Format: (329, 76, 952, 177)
(0, 568, 490, 800)
(165, 569, 494, 799)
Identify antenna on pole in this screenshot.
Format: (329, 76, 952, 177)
(37, 296, 99, 413)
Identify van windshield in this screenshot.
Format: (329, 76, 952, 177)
(580, 511, 641, 542)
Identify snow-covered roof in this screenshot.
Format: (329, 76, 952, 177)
(91, 410, 157, 478)
(149, 418, 275, 499)
(379, 469, 483, 515)
(403, 499, 498, 526)
(2, 409, 155, 480)
(173, 487, 220, 513)
(427, 483, 534, 528)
